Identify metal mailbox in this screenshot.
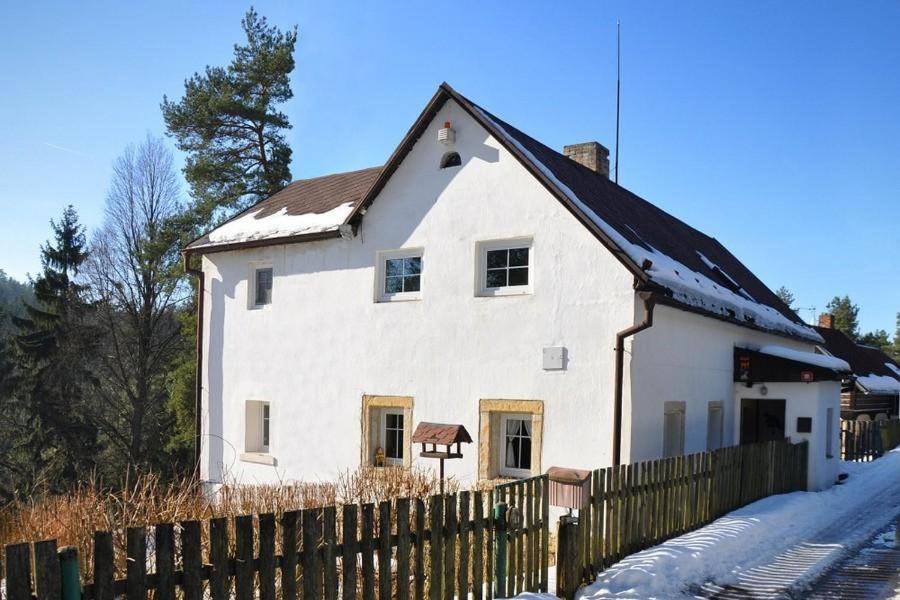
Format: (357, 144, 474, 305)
(547, 466, 592, 509)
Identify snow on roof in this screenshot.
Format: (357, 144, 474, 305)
(885, 362, 900, 378)
(856, 373, 900, 394)
(474, 105, 822, 343)
(192, 202, 356, 248)
(757, 345, 851, 372)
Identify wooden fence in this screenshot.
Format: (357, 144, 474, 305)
(840, 418, 900, 462)
(492, 475, 550, 597)
(2, 490, 509, 600)
(2, 440, 809, 600)
(556, 439, 808, 595)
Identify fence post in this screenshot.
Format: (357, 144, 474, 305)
(556, 515, 580, 600)
(492, 502, 508, 599)
(59, 546, 81, 600)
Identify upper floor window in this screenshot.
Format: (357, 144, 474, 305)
(477, 238, 533, 296)
(376, 249, 423, 302)
(254, 267, 273, 306)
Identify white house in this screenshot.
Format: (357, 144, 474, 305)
(184, 83, 846, 492)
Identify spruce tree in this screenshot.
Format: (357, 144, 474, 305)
(13, 206, 99, 487)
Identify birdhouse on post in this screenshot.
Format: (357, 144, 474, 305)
(411, 422, 473, 495)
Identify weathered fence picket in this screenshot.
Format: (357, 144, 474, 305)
(841, 418, 900, 461)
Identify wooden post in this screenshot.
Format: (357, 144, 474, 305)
(34, 540, 60, 600)
(6, 543, 33, 600)
(58, 546, 81, 600)
(492, 502, 507, 599)
(556, 515, 579, 600)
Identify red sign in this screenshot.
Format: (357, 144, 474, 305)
(800, 370, 814, 383)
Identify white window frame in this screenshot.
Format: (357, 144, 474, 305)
(248, 264, 274, 309)
(380, 408, 405, 466)
(241, 400, 275, 465)
(663, 401, 686, 458)
(476, 238, 533, 297)
(499, 413, 534, 478)
(706, 401, 724, 451)
(375, 248, 424, 302)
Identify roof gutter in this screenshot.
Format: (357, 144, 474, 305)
(182, 251, 204, 477)
(613, 290, 656, 467)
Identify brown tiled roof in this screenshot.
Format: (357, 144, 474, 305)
(815, 326, 900, 386)
(411, 422, 473, 446)
(186, 166, 382, 250)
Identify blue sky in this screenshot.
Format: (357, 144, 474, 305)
(2, 1, 898, 333)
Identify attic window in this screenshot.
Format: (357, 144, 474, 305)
(440, 151, 461, 169)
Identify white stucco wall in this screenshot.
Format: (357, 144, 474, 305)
(199, 99, 637, 485)
(625, 305, 818, 462)
(626, 304, 840, 490)
(733, 381, 841, 491)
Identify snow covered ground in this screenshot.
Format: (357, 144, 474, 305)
(518, 448, 900, 599)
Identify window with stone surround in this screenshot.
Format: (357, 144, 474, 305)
(478, 399, 543, 480)
(361, 395, 413, 467)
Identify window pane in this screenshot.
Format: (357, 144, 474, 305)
(486, 269, 507, 288)
(262, 404, 270, 447)
(507, 419, 519, 435)
(508, 267, 529, 286)
(487, 249, 508, 269)
(385, 276, 403, 294)
(255, 269, 273, 305)
(386, 429, 399, 459)
(508, 247, 529, 267)
(520, 436, 532, 469)
(505, 437, 517, 468)
(385, 258, 404, 277)
(403, 275, 421, 292)
(404, 256, 422, 275)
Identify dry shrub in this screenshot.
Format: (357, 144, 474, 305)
(0, 466, 457, 578)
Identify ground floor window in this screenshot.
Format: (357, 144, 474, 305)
(382, 409, 405, 465)
(663, 401, 686, 457)
(361, 395, 413, 468)
(244, 400, 271, 453)
(501, 414, 533, 478)
(478, 399, 543, 480)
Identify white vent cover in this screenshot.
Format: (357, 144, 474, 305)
(438, 121, 455, 145)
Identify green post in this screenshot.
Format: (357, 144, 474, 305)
(493, 502, 508, 599)
(59, 546, 82, 600)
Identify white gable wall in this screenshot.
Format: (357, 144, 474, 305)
(199, 99, 637, 485)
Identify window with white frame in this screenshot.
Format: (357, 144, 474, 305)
(663, 401, 685, 458)
(245, 400, 271, 453)
(500, 414, 533, 477)
(477, 239, 532, 296)
(707, 401, 724, 451)
(376, 249, 423, 301)
(381, 409, 405, 465)
(253, 267, 273, 307)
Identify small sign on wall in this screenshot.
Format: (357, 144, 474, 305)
(797, 417, 813, 433)
(801, 370, 814, 383)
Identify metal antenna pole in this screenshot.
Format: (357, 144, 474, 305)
(615, 19, 621, 184)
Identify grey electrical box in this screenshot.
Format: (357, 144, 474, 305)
(543, 346, 566, 370)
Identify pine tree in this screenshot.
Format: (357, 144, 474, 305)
(13, 206, 99, 487)
(775, 286, 796, 310)
(161, 8, 297, 227)
(825, 295, 860, 341)
(859, 329, 891, 353)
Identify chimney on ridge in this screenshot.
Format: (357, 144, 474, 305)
(563, 142, 610, 178)
(818, 313, 835, 329)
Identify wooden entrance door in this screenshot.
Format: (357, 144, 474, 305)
(740, 398, 786, 444)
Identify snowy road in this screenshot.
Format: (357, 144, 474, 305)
(566, 449, 900, 599)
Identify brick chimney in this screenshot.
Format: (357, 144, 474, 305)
(818, 313, 835, 329)
(563, 142, 610, 178)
